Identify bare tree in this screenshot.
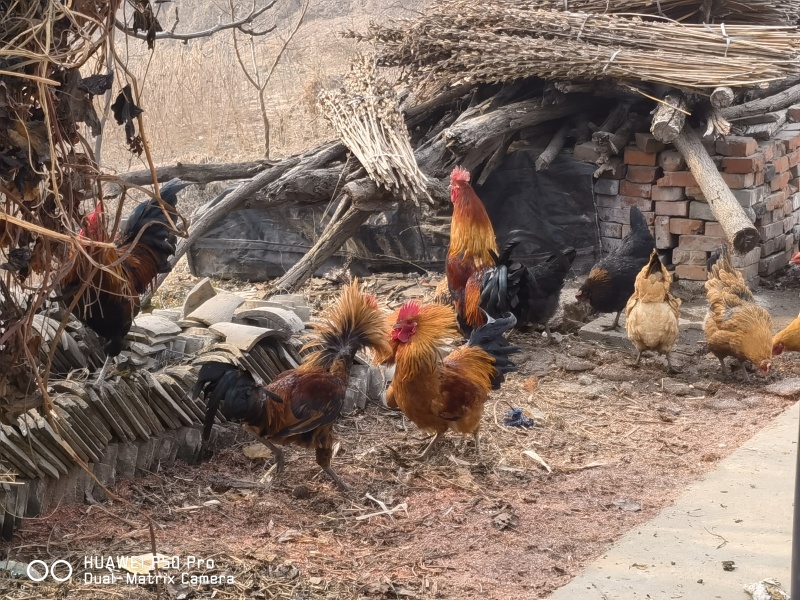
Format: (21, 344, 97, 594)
(229, 0, 310, 158)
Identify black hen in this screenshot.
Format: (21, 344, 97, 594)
(479, 232, 577, 342)
(575, 206, 655, 330)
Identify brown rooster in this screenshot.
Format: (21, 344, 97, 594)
(624, 249, 681, 372)
(704, 245, 773, 381)
(193, 281, 390, 491)
(381, 301, 518, 459)
(60, 178, 188, 380)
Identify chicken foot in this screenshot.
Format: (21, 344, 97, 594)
(665, 352, 675, 374)
(634, 350, 642, 366)
(602, 311, 622, 331)
(544, 324, 557, 345)
(473, 432, 482, 461)
(417, 432, 444, 460)
(253, 435, 286, 472)
(315, 446, 352, 492)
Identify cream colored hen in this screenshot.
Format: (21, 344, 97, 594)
(624, 249, 681, 372)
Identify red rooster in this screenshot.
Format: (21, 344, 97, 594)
(446, 166, 576, 340)
(60, 178, 188, 380)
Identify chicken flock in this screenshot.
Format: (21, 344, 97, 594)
(36, 165, 800, 490)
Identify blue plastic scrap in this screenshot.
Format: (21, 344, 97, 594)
(504, 408, 535, 428)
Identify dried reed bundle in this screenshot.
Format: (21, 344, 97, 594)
(357, 4, 800, 96)
(318, 57, 430, 205)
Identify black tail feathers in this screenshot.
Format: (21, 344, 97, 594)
(629, 206, 649, 236)
(468, 312, 520, 388)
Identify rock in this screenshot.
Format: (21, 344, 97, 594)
(556, 356, 595, 372)
(593, 364, 636, 382)
(185, 292, 246, 326)
(765, 378, 800, 397)
(661, 379, 693, 396)
(569, 345, 596, 359)
(577, 375, 593, 386)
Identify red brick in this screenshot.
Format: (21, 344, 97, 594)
(657, 171, 697, 187)
(624, 146, 658, 166)
(673, 249, 707, 266)
(722, 153, 765, 174)
(574, 142, 601, 163)
(621, 224, 656, 238)
(785, 216, 795, 233)
(654, 216, 675, 249)
(620, 180, 652, 198)
(721, 172, 755, 189)
(655, 200, 688, 216)
(639, 211, 656, 227)
(618, 196, 653, 212)
(777, 132, 800, 152)
(669, 218, 704, 235)
(599, 221, 622, 238)
(626, 165, 663, 184)
(771, 171, 791, 192)
(658, 150, 686, 172)
(773, 155, 790, 173)
(601, 237, 623, 254)
(791, 178, 800, 192)
(635, 133, 665, 154)
(789, 106, 800, 122)
(704, 222, 725, 238)
(766, 191, 787, 211)
(758, 142, 776, 162)
(679, 234, 725, 252)
(757, 211, 774, 227)
(599, 158, 627, 180)
(651, 186, 686, 201)
(754, 172, 765, 187)
(684, 186, 705, 200)
(774, 208, 786, 221)
(594, 178, 620, 195)
(716, 136, 758, 157)
(783, 199, 794, 215)
(789, 149, 800, 168)
(675, 264, 708, 280)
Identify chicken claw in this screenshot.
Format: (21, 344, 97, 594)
(416, 432, 444, 460)
(601, 311, 622, 331)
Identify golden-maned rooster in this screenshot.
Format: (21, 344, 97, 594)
(704, 245, 773, 381)
(193, 281, 390, 491)
(381, 301, 518, 459)
(60, 178, 188, 380)
(772, 312, 800, 356)
(447, 166, 576, 339)
(624, 249, 681, 372)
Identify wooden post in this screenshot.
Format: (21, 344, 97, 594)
(672, 124, 759, 254)
(650, 94, 688, 143)
(535, 120, 571, 171)
(710, 87, 735, 109)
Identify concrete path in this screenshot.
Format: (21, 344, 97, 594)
(548, 401, 797, 600)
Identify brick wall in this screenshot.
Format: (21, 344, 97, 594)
(579, 123, 800, 286)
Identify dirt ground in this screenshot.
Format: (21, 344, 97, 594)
(2, 270, 800, 600)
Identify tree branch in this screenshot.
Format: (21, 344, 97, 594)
(115, 2, 277, 42)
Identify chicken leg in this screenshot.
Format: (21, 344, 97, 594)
(417, 432, 444, 460)
(544, 324, 556, 345)
(254, 436, 285, 472)
(634, 350, 642, 366)
(665, 352, 674, 374)
(602, 311, 622, 331)
(473, 432, 482, 461)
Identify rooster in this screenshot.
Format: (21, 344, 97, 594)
(705, 245, 773, 381)
(576, 206, 655, 330)
(192, 281, 390, 491)
(446, 166, 576, 340)
(624, 249, 681, 372)
(60, 178, 188, 381)
(773, 313, 800, 356)
(381, 301, 518, 459)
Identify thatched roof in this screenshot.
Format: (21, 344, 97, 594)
(353, 0, 800, 98)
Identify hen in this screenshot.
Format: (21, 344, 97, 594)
(772, 313, 800, 356)
(624, 249, 681, 372)
(60, 178, 188, 380)
(446, 166, 575, 339)
(576, 206, 655, 330)
(193, 281, 390, 491)
(704, 245, 773, 381)
(381, 300, 518, 459)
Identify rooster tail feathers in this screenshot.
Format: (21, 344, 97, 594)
(303, 279, 391, 371)
(468, 312, 520, 388)
(194, 361, 250, 442)
(629, 207, 649, 236)
(159, 178, 191, 207)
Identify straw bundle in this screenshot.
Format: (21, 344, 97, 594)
(318, 57, 431, 205)
(357, 4, 800, 97)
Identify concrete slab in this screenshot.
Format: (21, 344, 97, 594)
(548, 401, 797, 600)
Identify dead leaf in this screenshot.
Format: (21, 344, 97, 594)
(492, 511, 519, 530)
(277, 529, 301, 543)
(613, 499, 642, 512)
(242, 443, 272, 460)
(522, 449, 552, 473)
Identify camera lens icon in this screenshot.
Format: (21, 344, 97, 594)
(27, 560, 73, 582)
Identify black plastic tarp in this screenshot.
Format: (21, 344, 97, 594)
(188, 148, 599, 281)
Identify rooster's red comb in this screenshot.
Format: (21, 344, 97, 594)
(397, 300, 421, 321)
(450, 166, 470, 186)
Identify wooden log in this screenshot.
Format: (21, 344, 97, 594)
(720, 82, 800, 121)
(535, 120, 570, 172)
(650, 94, 688, 144)
(118, 160, 279, 186)
(271, 201, 372, 293)
(590, 101, 630, 135)
(710, 87, 735, 109)
(732, 110, 787, 141)
(672, 125, 759, 254)
(478, 133, 514, 184)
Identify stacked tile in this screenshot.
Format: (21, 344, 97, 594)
(584, 122, 800, 286)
